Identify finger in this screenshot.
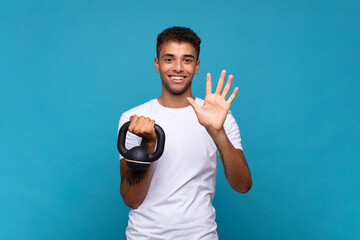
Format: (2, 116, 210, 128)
(129, 114, 138, 122)
(144, 118, 155, 134)
(221, 74, 233, 98)
(133, 115, 146, 134)
(226, 87, 239, 105)
(186, 97, 201, 113)
(149, 119, 155, 132)
(129, 115, 139, 132)
(215, 70, 226, 95)
(206, 73, 212, 95)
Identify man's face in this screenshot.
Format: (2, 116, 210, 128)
(155, 41, 200, 96)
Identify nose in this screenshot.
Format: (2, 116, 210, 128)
(173, 60, 183, 72)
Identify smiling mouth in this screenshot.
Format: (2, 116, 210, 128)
(169, 75, 186, 83)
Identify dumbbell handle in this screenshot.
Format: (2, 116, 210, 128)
(117, 121, 165, 162)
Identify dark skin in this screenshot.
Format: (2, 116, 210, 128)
(186, 71, 252, 193)
(120, 115, 156, 209)
(120, 41, 252, 209)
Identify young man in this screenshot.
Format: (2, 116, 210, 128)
(118, 26, 252, 239)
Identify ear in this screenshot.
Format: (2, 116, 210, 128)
(194, 59, 200, 75)
(154, 57, 160, 73)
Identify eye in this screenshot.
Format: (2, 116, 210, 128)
(164, 58, 173, 62)
(184, 58, 193, 64)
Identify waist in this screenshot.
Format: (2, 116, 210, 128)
(127, 211, 218, 240)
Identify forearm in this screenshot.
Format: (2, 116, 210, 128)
(208, 127, 252, 193)
(120, 162, 152, 209)
(120, 139, 156, 209)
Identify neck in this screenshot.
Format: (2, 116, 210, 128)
(157, 91, 195, 108)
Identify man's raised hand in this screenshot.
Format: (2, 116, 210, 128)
(187, 70, 238, 132)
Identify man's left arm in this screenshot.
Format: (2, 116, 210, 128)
(187, 70, 252, 193)
(208, 127, 252, 193)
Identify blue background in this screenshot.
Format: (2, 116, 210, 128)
(1, 0, 359, 239)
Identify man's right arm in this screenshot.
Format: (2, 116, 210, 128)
(120, 115, 157, 209)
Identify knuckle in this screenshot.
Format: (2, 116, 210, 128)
(132, 128, 139, 134)
(128, 127, 135, 134)
(129, 122, 136, 130)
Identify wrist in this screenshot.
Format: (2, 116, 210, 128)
(206, 126, 226, 143)
(141, 138, 157, 153)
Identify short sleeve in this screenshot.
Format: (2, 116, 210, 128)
(224, 110, 243, 151)
(118, 114, 142, 160)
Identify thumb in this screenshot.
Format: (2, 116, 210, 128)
(186, 97, 201, 113)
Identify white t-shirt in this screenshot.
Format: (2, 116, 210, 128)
(118, 98, 242, 240)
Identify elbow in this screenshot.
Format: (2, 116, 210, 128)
(239, 181, 252, 194)
(232, 177, 252, 194)
(120, 188, 142, 209)
(124, 199, 141, 209)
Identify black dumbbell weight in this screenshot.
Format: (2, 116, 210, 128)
(117, 121, 165, 170)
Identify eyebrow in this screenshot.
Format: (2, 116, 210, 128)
(161, 54, 196, 59)
(184, 54, 196, 59)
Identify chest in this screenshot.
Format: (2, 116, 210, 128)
(151, 111, 217, 170)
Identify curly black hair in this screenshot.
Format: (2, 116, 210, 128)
(156, 26, 201, 59)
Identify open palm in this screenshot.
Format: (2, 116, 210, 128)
(187, 70, 238, 131)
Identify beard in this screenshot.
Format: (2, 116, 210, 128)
(161, 76, 193, 95)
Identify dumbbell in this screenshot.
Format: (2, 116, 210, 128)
(117, 121, 165, 170)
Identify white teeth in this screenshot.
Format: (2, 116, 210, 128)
(171, 76, 184, 80)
